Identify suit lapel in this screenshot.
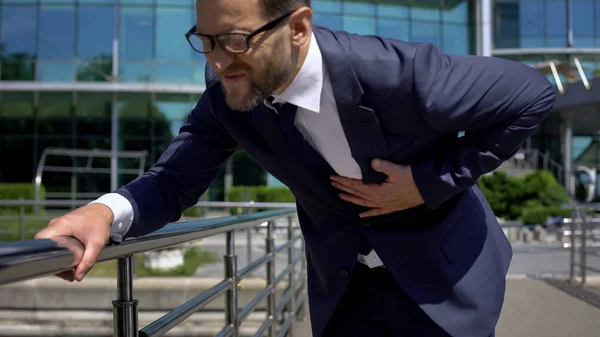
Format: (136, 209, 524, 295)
(245, 106, 353, 212)
(313, 27, 389, 184)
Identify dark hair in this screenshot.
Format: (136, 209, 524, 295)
(259, 0, 311, 19)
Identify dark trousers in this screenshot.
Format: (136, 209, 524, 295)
(322, 262, 453, 337)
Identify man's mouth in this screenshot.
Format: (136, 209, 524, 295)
(223, 73, 245, 83)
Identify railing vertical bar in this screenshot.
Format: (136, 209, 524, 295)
(18, 197, 25, 241)
(298, 236, 308, 321)
(286, 216, 296, 336)
(581, 211, 588, 286)
(225, 230, 239, 337)
(569, 209, 576, 283)
(266, 220, 277, 337)
(112, 255, 139, 337)
(247, 204, 254, 266)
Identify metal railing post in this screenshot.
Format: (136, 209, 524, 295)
(580, 211, 588, 286)
(18, 197, 25, 241)
(266, 220, 277, 337)
(112, 255, 139, 337)
(286, 216, 296, 335)
(569, 209, 576, 282)
(225, 230, 239, 337)
(298, 238, 308, 321)
(247, 202, 254, 266)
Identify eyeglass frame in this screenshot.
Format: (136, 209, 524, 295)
(185, 10, 296, 54)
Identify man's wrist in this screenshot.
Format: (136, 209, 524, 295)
(89, 193, 135, 242)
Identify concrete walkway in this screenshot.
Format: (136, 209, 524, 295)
(290, 277, 600, 337)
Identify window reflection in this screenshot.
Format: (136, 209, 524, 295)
(39, 4, 76, 60)
(0, 5, 37, 56)
(156, 7, 194, 62)
(78, 5, 115, 60)
(120, 6, 154, 62)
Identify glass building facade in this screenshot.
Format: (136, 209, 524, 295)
(0, 0, 475, 199)
(493, 0, 600, 171)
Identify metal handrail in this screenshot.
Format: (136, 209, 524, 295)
(563, 205, 600, 286)
(0, 208, 308, 337)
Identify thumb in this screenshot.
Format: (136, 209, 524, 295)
(74, 240, 104, 281)
(371, 158, 402, 175)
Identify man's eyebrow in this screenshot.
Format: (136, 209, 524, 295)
(195, 26, 254, 35)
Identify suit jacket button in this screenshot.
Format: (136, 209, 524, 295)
(339, 269, 350, 278)
(360, 218, 371, 227)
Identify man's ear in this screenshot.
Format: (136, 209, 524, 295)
(290, 7, 313, 47)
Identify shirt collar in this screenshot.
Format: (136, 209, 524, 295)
(271, 32, 323, 113)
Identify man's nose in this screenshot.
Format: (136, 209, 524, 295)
(207, 47, 234, 72)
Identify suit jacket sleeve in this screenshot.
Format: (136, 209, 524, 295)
(409, 43, 557, 209)
(114, 89, 238, 239)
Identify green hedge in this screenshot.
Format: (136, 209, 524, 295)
(477, 170, 572, 225)
(0, 183, 45, 214)
(226, 186, 295, 214)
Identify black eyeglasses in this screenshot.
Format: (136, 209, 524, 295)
(185, 11, 295, 54)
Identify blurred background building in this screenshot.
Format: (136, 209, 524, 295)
(0, 0, 599, 201)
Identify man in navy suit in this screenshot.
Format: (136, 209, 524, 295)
(36, 0, 557, 336)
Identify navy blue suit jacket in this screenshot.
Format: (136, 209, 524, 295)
(115, 26, 556, 336)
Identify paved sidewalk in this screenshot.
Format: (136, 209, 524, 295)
(290, 277, 600, 337)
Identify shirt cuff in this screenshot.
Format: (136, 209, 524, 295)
(89, 193, 134, 243)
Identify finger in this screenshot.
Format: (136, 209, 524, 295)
(371, 158, 407, 182)
(330, 180, 373, 200)
(338, 193, 379, 207)
(75, 240, 104, 281)
(55, 270, 75, 282)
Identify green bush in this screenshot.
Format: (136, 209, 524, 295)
(477, 170, 571, 225)
(227, 185, 295, 214)
(0, 183, 46, 214)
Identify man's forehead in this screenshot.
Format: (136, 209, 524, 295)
(196, 0, 263, 33)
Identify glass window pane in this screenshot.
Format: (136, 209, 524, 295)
(519, 0, 545, 36)
(38, 92, 73, 117)
(78, 5, 115, 60)
(155, 93, 195, 138)
(494, 2, 520, 48)
(411, 21, 441, 47)
(443, 1, 468, 23)
(37, 61, 76, 82)
(156, 7, 194, 62)
(412, 7, 440, 21)
(0, 91, 35, 183)
(521, 37, 546, 48)
(572, 0, 595, 36)
(442, 24, 470, 55)
(79, 0, 114, 3)
(120, 6, 154, 62)
(1, 59, 35, 81)
(121, 0, 154, 4)
(343, 2, 376, 15)
(313, 0, 341, 13)
(120, 62, 154, 82)
(313, 13, 341, 30)
(155, 62, 193, 83)
(574, 37, 597, 47)
(76, 59, 113, 82)
(343, 16, 376, 35)
(377, 3, 409, 18)
(0, 92, 33, 116)
(0, 5, 37, 57)
(545, 0, 567, 37)
(156, 0, 192, 4)
(39, 5, 76, 60)
(378, 19, 409, 41)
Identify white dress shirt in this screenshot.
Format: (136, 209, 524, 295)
(92, 32, 384, 268)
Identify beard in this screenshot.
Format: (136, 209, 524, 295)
(220, 38, 292, 111)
